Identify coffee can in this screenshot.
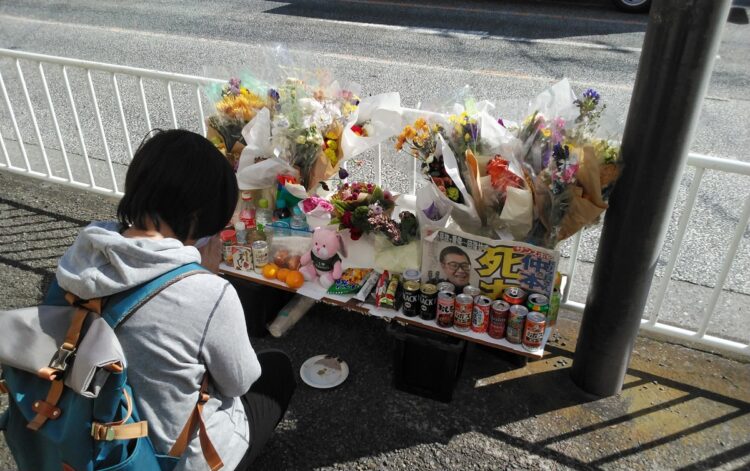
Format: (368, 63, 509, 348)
(453, 294, 473, 332)
(436, 291, 456, 327)
(522, 312, 547, 352)
(463, 285, 481, 298)
(502, 286, 527, 305)
(471, 296, 492, 333)
(419, 284, 438, 320)
(436, 281, 455, 294)
(488, 300, 510, 339)
(506, 305, 528, 344)
(527, 293, 550, 314)
(402, 280, 421, 317)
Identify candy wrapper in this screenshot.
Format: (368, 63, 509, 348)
(327, 268, 373, 295)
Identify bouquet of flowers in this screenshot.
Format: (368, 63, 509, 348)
(235, 76, 359, 192)
(205, 77, 270, 171)
(329, 182, 416, 245)
(515, 81, 622, 248)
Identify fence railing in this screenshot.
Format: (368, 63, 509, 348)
(1, 48, 747, 358)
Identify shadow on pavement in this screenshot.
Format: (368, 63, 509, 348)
(263, 0, 648, 42)
(250, 303, 750, 470)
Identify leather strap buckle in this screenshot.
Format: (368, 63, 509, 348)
(91, 423, 116, 441)
(48, 344, 76, 373)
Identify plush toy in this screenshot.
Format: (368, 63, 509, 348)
(300, 227, 347, 289)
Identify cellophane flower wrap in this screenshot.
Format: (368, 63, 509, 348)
(205, 76, 271, 171)
(514, 79, 622, 248)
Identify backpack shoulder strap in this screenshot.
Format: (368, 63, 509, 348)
(102, 262, 207, 328)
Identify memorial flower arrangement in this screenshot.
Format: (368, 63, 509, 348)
(330, 182, 406, 241)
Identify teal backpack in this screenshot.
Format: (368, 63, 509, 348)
(0, 263, 224, 471)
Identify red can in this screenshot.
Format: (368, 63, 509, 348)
(453, 294, 473, 332)
(522, 312, 547, 352)
(436, 291, 456, 328)
(503, 287, 527, 305)
(488, 300, 510, 339)
(471, 296, 491, 333)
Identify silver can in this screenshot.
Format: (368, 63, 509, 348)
(251, 240, 269, 274)
(463, 285, 481, 298)
(505, 305, 529, 344)
(436, 281, 455, 293)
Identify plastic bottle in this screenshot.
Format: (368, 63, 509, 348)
(256, 198, 273, 231)
(238, 192, 256, 229)
(290, 206, 309, 232)
(267, 294, 316, 338)
(273, 199, 291, 222)
(234, 221, 247, 245)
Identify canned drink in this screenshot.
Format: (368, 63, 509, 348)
(402, 269, 421, 283)
(453, 294, 473, 332)
(419, 284, 438, 320)
(502, 287, 527, 305)
(547, 289, 560, 326)
(471, 296, 492, 333)
(527, 293, 550, 314)
(506, 305, 528, 344)
(436, 291, 456, 327)
(488, 300, 510, 339)
(402, 281, 420, 317)
(251, 240, 269, 274)
(436, 281, 455, 294)
(463, 285, 481, 298)
(523, 312, 547, 352)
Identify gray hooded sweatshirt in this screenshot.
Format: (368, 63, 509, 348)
(56, 221, 260, 471)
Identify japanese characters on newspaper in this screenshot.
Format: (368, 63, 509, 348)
(421, 227, 559, 301)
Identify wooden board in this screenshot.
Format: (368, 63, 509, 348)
(220, 263, 549, 359)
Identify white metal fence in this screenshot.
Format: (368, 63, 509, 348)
(1, 48, 747, 358)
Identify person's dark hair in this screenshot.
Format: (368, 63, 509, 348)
(439, 246, 470, 263)
(117, 129, 238, 242)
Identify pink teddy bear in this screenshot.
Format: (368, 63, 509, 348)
(300, 228, 347, 289)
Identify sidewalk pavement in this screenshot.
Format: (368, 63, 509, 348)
(1, 170, 749, 470)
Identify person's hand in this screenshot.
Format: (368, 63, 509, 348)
(197, 235, 223, 273)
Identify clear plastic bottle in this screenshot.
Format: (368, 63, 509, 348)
(256, 198, 273, 231)
(290, 205, 309, 232)
(238, 192, 256, 229)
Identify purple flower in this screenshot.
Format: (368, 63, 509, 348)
(268, 89, 280, 101)
(339, 167, 349, 180)
(497, 118, 506, 128)
(583, 89, 600, 104)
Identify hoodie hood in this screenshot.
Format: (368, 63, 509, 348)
(56, 221, 201, 299)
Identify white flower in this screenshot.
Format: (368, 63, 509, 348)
(295, 135, 306, 145)
(363, 123, 375, 136)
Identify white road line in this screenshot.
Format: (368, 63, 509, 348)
(0, 13, 636, 91)
(312, 18, 643, 54)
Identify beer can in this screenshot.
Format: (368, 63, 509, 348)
(502, 286, 527, 305)
(419, 284, 438, 320)
(506, 305, 528, 344)
(251, 240, 269, 274)
(547, 289, 560, 326)
(453, 294, 473, 332)
(488, 300, 510, 339)
(471, 296, 492, 333)
(436, 291, 456, 328)
(527, 293, 549, 314)
(402, 269, 421, 283)
(402, 280, 421, 317)
(522, 312, 547, 352)
(436, 281, 455, 294)
(463, 285, 481, 298)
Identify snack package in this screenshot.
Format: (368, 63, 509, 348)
(327, 268, 374, 295)
(374, 271, 390, 308)
(232, 246, 254, 272)
(377, 273, 402, 310)
(354, 270, 381, 302)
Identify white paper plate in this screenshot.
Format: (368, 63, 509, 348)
(299, 355, 349, 389)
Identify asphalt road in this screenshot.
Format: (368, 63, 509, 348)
(0, 0, 748, 336)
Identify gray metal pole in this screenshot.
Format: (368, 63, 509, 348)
(570, 0, 732, 397)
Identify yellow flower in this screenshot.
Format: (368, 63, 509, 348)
(404, 126, 417, 139)
(324, 147, 338, 165)
(414, 118, 427, 130)
(326, 139, 338, 151)
(542, 129, 552, 138)
(464, 133, 471, 142)
(454, 124, 462, 134)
